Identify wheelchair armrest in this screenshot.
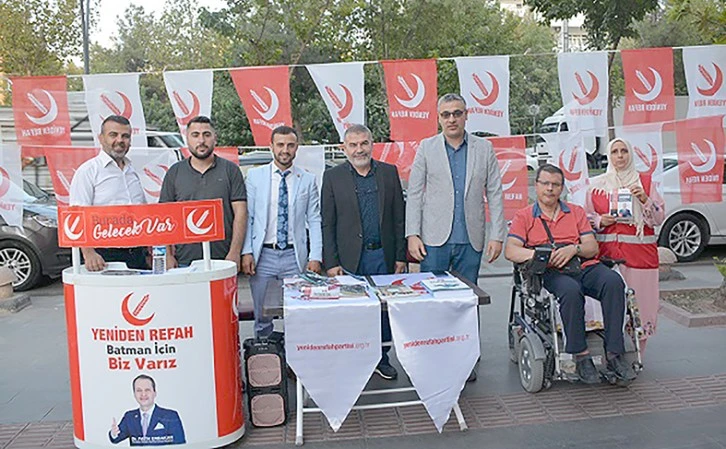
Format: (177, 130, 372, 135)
(600, 257, 626, 268)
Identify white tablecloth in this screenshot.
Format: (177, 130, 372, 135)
(283, 281, 381, 431)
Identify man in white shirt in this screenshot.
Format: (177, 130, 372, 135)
(70, 115, 147, 271)
(242, 126, 323, 337)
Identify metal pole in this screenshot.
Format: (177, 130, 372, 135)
(82, 0, 90, 74)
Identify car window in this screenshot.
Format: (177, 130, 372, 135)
(22, 180, 50, 202)
(662, 157, 678, 172)
(559, 122, 569, 132)
(147, 136, 163, 148)
(158, 134, 184, 147)
(539, 123, 558, 134)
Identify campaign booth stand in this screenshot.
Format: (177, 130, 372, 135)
(59, 200, 245, 449)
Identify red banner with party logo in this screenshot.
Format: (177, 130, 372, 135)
(488, 136, 528, 220)
(229, 66, 293, 146)
(42, 147, 99, 206)
(622, 47, 675, 125)
(179, 146, 238, 164)
(381, 59, 438, 141)
(372, 141, 420, 182)
(58, 199, 225, 248)
(675, 116, 725, 204)
(11, 75, 72, 157)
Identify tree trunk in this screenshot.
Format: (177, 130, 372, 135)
(716, 277, 726, 310)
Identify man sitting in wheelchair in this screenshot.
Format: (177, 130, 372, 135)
(505, 164, 637, 385)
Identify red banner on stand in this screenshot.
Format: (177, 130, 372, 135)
(372, 141, 420, 182)
(11, 76, 72, 157)
(42, 147, 99, 206)
(58, 200, 225, 248)
(381, 59, 438, 141)
(622, 47, 675, 125)
(488, 136, 528, 220)
(675, 116, 725, 204)
(229, 66, 293, 146)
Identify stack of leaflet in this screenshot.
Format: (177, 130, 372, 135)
(284, 273, 371, 300)
(421, 277, 473, 298)
(375, 284, 420, 300)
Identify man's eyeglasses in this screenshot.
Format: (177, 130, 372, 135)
(439, 110, 465, 119)
(536, 180, 563, 189)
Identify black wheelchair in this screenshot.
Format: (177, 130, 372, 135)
(507, 257, 644, 393)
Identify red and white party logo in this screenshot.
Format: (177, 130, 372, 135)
(143, 164, 170, 198)
(121, 292, 155, 327)
(324, 84, 354, 121)
(559, 146, 584, 181)
(632, 68, 663, 102)
(171, 90, 201, 125)
(183, 205, 216, 238)
(697, 63, 724, 97)
(688, 139, 718, 174)
(634, 144, 659, 176)
(24, 89, 59, 126)
(471, 72, 499, 107)
(62, 210, 86, 244)
(572, 71, 600, 106)
(393, 74, 426, 109)
(0, 167, 11, 198)
(99, 91, 133, 120)
(250, 87, 280, 121)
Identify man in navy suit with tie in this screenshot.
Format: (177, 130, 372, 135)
(242, 125, 323, 337)
(109, 374, 185, 446)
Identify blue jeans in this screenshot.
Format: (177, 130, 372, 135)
(358, 248, 393, 366)
(420, 243, 482, 284)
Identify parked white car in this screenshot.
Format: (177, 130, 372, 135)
(658, 154, 726, 262)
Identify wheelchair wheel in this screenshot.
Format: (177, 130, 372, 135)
(518, 335, 544, 393)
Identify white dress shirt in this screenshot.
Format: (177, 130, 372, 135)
(263, 163, 295, 245)
(69, 150, 147, 206)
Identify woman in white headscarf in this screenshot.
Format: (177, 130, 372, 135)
(586, 138, 665, 355)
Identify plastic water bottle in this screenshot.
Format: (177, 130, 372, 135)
(152, 246, 166, 274)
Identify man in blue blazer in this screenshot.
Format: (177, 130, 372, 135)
(242, 126, 323, 337)
(109, 374, 185, 446)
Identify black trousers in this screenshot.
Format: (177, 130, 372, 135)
(357, 247, 393, 365)
(543, 263, 626, 355)
(95, 247, 148, 270)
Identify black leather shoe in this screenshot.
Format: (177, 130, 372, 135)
(375, 362, 398, 380)
(607, 354, 637, 382)
(576, 357, 600, 384)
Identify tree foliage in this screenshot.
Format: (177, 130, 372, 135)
(667, 0, 726, 44)
(0, 0, 81, 76)
(0, 0, 85, 104)
(523, 0, 659, 51)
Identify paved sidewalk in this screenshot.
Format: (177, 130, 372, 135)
(1, 261, 725, 448)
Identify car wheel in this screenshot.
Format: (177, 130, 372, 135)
(0, 241, 42, 292)
(658, 213, 709, 263)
